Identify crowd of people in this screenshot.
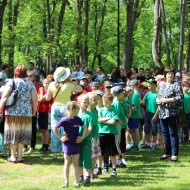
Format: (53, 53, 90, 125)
(0, 61, 190, 188)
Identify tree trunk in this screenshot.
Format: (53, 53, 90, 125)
(8, 0, 19, 76)
(92, 0, 107, 69)
(83, 0, 89, 65)
(186, 0, 190, 71)
(76, 0, 84, 64)
(123, 0, 144, 72)
(152, 0, 163, 68)
(0, 0, 7, 65)
(178, 0, 187, 70)
(160, 0, 172, 67)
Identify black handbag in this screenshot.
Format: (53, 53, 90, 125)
(4, 79, 18, 108)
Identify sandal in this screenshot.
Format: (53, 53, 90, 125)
(160, 155, 171, 160)
(17, 160, 24, 163)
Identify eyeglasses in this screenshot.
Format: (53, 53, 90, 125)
(27, 75, 33, 78)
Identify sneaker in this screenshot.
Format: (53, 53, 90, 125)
(102, 167, 109, 173)
(95, 168, 102, 175)
(140, 144, 150, 149)
(151, 145, 156, 151)
(130, 145, 139, 152)
(116, 158, 122, 167)
(111, 170, 117, 177)
(126, 144, 133, 150)
(62, 183, 69, 188)
(121, 159, 127, 166)
(83, 179, 91, 187)
(73, 183, 80, 188)
(79, 176, 84, 183)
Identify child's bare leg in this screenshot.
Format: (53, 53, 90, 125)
(72, 154, 80, 184)
(64, 154, 71, 184)
(92, 156, 97, 173)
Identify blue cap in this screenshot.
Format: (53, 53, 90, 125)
(112, 86, 125, 96)
(97, 91, 104, 97)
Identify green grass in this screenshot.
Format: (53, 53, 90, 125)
(1, 135, 190, 190)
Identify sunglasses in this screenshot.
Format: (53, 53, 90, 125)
(27, 75, 33, 78)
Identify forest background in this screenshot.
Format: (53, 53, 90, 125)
(0, 0, 189, 75)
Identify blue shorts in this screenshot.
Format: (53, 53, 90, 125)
(63, 144, 80, 156)
(128, 118, 140, 129)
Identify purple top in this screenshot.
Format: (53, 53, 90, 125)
(56, 116, 84, 146)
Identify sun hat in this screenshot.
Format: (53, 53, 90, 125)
(53, 67, 70, 83)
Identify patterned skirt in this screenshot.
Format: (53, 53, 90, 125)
(4, 116, 32, 145)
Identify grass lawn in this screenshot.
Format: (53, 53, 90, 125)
(1, 135, 190, 190)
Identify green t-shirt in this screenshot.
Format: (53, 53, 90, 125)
(89, 108, 99, 137)
(78, 111, 94, 141)
(112, 98, 128, 129)
(183, 92, 190, 113)
(143, 91, 158, 113)
(130, 91, 142, 119)
(98, 106, 118, 134)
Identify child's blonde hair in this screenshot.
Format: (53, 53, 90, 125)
(77, 94, 89, 103)
(66, 101, 79, 111)
(88, 92, 98, 99)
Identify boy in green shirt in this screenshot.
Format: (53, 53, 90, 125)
(97, 93, 119, 177)
(141, 78, 158, 151)
(78, 94, 93, 187)
(112, 86, 131, 167)
(88, 92, 101, 178)
(128, 79, 142, 151)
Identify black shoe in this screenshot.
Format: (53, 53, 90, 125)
(111, 170, 117, 177)
(160, 155, 171, 160)
(83, 179, 91, 187)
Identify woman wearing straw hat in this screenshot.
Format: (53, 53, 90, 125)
(46, 67, 83, 158)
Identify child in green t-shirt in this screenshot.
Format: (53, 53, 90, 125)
(78, 94, 94, 187)
(182, 81, 190, 141)
(128, 79, 142, 151)
(88, 92, 101, 178)
(97, 93, 119, 177)
(111, 86, 131, 167)
(141, 79, 158, 151)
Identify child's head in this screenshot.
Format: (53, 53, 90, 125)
(129, 79, 138, 91)
(88, 92, 98, 108)
(97, 91, 104, 106)
(77, 94, 89, 111)
(182, 81, 190, 93)
(80, 77, 89, 88)
(66, 101, 80, 116)
(125, 86, 133, 97)
(43, 78, 51, 88)
(111, 86, 125, 101)
(145, 78, 157, 91)
(92, 81, 99, 91)
(102, 93, 114, 108)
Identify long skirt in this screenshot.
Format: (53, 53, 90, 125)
(4, 116, 32, 145)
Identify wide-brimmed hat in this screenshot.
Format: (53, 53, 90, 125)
(54, 67, 70, 82)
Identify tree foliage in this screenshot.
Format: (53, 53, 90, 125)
(0, 0, 189, 74)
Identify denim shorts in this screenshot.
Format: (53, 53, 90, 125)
(51, 104, 67, 153)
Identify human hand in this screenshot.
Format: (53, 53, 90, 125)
(76, 136, 84, 144)
(60, 134, 69, 142)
